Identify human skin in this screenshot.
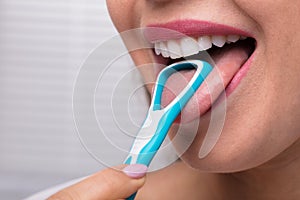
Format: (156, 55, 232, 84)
(47, 164, 147, 200)
(106, 0, 300, 199)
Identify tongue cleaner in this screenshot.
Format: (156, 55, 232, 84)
(124, 60, 212, 200)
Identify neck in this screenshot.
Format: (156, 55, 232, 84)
(220, 139, 300, 200)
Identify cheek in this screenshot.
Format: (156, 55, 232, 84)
(106, 0, 140, 32)
(234, 0, 300, 33)
(234, 0, 300, 120)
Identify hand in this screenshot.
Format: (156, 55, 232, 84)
(47, 164, 148, 200)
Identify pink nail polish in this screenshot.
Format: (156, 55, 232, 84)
(122, 164, 148, 179)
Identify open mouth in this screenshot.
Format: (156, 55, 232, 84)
(153, 35, 256, 70)
(152, 35, 256, 122)
(144, 21, 257, 123)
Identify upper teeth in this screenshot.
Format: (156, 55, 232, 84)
(154, 35, 247, 59)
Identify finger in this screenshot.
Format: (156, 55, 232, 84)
(47, 164, 148, 200)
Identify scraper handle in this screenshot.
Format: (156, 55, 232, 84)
(125, 60, 213, 200)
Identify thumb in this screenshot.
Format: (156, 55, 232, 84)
(47, 164, 148, 200)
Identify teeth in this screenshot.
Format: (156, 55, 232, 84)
(160, 42, 169, 58)
(180, 37, 199, 57)
(167, 40, 181, 59)
(211, 35, 227, 47)
(154, 42, 161, 55)
(198, 36, 212, 51)
(227, 35, 240, 43)
(154, 35, 248, 58)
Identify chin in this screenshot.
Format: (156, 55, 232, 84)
(168, 101, 298, 173)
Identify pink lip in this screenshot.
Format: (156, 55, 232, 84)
(210, 49, 256, 115)
(144, 19, 252, 42)
(225, 50, 256, 96)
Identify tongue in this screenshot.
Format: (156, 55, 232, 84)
(161, 43, 250, 123)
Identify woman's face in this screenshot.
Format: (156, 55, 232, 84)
(107, 0, 300, 172)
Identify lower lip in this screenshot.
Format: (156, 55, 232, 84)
(224, 49, 256, 97)
(173, 49, 256, 124)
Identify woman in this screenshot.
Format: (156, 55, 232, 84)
(49, 0, 300, 199)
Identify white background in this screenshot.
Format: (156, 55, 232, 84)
(0, 1, 119, 199)
(0, 1, 179, 199)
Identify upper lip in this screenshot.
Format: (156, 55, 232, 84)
(143, 19, 253, 42)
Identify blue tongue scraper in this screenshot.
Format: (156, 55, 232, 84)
(124, 60, 212, 200)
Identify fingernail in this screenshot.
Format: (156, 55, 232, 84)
(122, 164, 148, 179)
